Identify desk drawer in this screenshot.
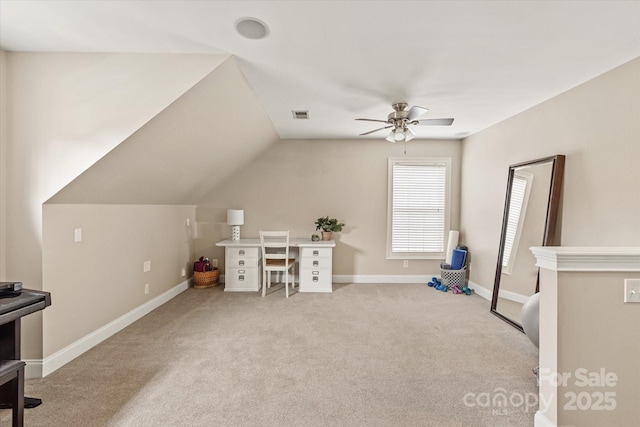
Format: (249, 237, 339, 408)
(226, 247, 259, 259)
(299, 268, 332, 293)
(225, 267, 259, 292)
(300, 256, 332, 269)
(227, 257, 259, 268)
(300, 247, 333, 259)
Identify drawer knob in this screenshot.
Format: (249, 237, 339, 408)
(239, 250, 245, 256)
(312, 271, 319, 275)
(313, 260, 319, 267)
(239, 260, 245, 266)
(313, 250, 319, 256)
(239, 275, 245, 281)
(313, 276, 319, 282)
(238, 270, 245, 274)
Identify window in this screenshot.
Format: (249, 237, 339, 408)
(387, 158, 451, 259)
(501, 171, 533, 274)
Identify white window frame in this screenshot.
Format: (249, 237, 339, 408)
(386, 157, 451, 260)
(501, 170, 534, 275)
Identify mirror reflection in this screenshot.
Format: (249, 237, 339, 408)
(491, 155, 565, 331)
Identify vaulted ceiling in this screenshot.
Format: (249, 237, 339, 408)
(46, 55, 279, 205)
(2, 1, 639, 141)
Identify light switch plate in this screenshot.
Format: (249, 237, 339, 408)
(74, 228, 82, 243)
(624, 279, 640, 303)
(143, 261, 151, 273)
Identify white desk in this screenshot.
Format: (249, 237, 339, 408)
(215, 239, 336, 293)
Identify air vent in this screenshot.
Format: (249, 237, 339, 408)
(292, 110, 309, 120)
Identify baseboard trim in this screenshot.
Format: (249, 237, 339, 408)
(498, 288, 530, 304)
(26, 279, 190, 379)
(333, 274, 437, 284)
(468, 279, 492, 301)
(222, 274, 438, 285)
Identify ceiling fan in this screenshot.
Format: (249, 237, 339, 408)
(356, 102, 454, 143)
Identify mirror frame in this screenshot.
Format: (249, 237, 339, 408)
(490, 154, 565, 331)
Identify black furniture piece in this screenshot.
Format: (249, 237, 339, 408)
(0, 360, 25, 427)
(0, 288, 52, 411)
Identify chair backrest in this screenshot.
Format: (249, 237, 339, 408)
(259, 231, 290, 264)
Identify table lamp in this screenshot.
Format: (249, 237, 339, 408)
(227, 209, 244, 241)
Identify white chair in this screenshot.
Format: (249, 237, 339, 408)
(259, 231, 296, 298)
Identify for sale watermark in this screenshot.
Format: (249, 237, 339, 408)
(462, 368, 618, 415)
(539, 367, 618, 411)
(462, 388, 546, 415)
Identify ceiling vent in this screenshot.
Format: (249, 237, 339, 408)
(292, 110, 309, 120)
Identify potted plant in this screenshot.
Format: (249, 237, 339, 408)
(315, 216, 345, 241)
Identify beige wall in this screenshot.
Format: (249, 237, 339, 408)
(42, 204, 196, 357)
(196, 138, 462, 276)
(461, 57, 640, 293)
(48, 56, 278, 205)
(1, 52, 232, 359)
(555, 271, 640, 426)
(537, 267, 640, 426)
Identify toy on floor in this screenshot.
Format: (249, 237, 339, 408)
(428, 277, 473, 295)
(427, 277, 448, 292)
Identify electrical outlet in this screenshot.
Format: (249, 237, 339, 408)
(181, 267, 186, 277)
(143, 260, 151, 272)
(624, 279, 640, 303)
(212, 259, 218, 268)
(403, 260, 409, 268)
(144, 283, 150, 294)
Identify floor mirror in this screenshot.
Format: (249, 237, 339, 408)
(491, 155, 565, 331)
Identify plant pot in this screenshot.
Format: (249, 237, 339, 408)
(321, 231, 332, 241)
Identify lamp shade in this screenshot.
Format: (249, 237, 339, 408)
(227, 209, 244, 225)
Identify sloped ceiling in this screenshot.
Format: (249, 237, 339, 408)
(47, 55, 279, 204)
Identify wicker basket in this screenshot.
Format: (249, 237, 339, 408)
(440, 267, 467, 288)
(193, 269, 219, 289)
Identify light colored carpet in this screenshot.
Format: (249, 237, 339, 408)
(2, 283, 539, 426)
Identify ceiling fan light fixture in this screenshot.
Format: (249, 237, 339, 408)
(386, 129, 398, 143)
(386, 127, 414, 143)
(404, 127, 416, 142)
(358, 103, 455, 142)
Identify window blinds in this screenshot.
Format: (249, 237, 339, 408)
(391, 163, 446, 253)
(502, 175, 528, 268)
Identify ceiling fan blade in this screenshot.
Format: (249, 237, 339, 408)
(407, 105, 429, 121)
(356, 118, 389, 124)
(359, 125, 393, 136)
(413, 118, 455, 126)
